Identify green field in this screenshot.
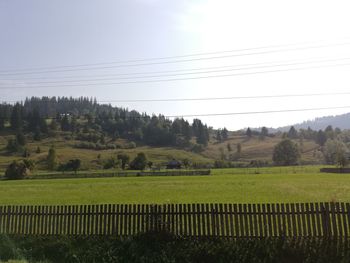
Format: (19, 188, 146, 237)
(0, 166, 349, 205)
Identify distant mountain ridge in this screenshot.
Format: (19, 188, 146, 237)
(277, 112, 350, 131)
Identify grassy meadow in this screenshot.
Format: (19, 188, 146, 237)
(0, 166, 349, 205)
(0, 132, 322, 173)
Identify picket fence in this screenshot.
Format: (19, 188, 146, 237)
(0, 203, 349, 238)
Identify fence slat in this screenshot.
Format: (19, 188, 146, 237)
(196, 204, 201, 238)
(266, 204, 273, 237)
(219, 203, 225, 237)
(340, 203, 348, 238)
(115, 204, 120, 235)
(346, 203, 350, 237)
(309, 203, 316, 237)
(322, 203, 331, 237)
(335, 202, 342, 237)
(183, 204, 188, 237)
(228, 204, 234, 238)
(330, 202, 338, 237)
(238, 204, 244, 238)
(224, 204, 229, 239)
(262, 204, 267, 237)
(242, 204, 248, 238)
(188, 204, 192, 237)
(247, 204, 253, 237)
(256, 204, 262, 237)
(251, 204, 258, 237)
(315, 203, 322, 237)
(285, 204, 291, 237)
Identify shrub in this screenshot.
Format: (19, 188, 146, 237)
(272, 139, 300, 166)
(117, 154, 130, 170)
(103, 157, 119, 169)
(47, 146, 58, 170)
(5, 160, 31, 180)
(129, 152, 147, 170)
(22, 159, 35, 171)
(58, 159, 81, 174)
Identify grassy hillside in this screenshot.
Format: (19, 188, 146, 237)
(0, 167, 348, 205)
(0, 131, 322, 173)
(203, 134, 320, 163)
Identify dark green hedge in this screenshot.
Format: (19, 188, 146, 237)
(0, 232, 349, 263)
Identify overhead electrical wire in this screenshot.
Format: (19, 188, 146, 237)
(0, 105, 349, 120)
(2, 57, 349, 85)
(165, 105, 350, 118)
(1, 61, 350, 89)
(97, 92, 350, 103)
(2, 56, 346, 82)
(0, 41, 350, 76)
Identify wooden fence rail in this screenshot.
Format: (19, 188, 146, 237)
(0, 203, 349, 238)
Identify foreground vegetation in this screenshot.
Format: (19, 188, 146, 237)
(0, 167, 349, 205)
(1, 232, 349, 263)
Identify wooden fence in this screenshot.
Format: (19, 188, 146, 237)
(0, 203, 349, 238)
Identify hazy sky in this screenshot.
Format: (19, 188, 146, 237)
(1, 0, 350, 130)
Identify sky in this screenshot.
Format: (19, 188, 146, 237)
(1, 0, 350, 130)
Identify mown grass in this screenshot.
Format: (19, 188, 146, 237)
(0, 166, 349, 205)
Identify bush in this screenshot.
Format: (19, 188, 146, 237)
(103, 157, 119, 169)
(273, 139, 300, 166)
(117, 154, 130, 170)
(22, 159, 35, 171)
(4, 160, 31, 180)
(129, 152, 147, 170)
(58, 159, 81, 174)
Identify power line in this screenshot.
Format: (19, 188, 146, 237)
(164, 105, 350, 118)
(1, 61, 350, 89)
(1, 56, 341, 82)
(0, 43, 301, 72)
(1, 41, 350, 76)
(97, 92, 350, 103)
(5, 57, 350, 85)
(0, 105, 349, 120)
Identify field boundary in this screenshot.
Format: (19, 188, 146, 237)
(14, 170, 211, 180)
(320, 168, 350, 174)
(0, 202, 349, 238)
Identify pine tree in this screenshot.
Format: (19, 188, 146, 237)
(10, 103, 22, 131)
(221, 127, 228, 140)
(246, 128, 252, 137)
(60, 115, 70, 131)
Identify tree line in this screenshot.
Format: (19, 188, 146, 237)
(0, 97, 210, 149)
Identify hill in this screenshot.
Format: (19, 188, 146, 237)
(277, 112, 350, 131)
(0, 96, 337, 173)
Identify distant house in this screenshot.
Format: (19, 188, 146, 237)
(166, 160, 182, 169)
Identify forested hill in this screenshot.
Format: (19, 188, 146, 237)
(0, 97, 212, 148)
(277, 112, 350, 132)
